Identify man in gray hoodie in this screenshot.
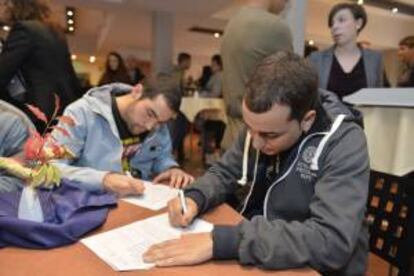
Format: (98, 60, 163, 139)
(144, 51, 370, 275)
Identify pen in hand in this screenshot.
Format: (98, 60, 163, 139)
(179, 189, 188, 214)
(126, 171, 133, 178)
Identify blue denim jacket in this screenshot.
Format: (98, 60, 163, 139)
(52, 83, 178, 190)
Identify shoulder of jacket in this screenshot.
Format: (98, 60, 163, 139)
(363, 48, 382, 58)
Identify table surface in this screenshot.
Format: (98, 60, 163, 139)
(0, 201, 318, 276)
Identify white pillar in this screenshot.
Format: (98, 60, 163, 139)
(285, 0, 308, 56)
(152, 11, 174, 75)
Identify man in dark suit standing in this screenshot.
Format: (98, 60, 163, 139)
(0, 0, 81, 131)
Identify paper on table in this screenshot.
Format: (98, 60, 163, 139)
(122, 181, 179, 210)
(81, 213, 213, 271)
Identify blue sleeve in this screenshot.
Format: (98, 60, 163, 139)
(0, 111, 32, 157)
(50, 104, 108, 190)
(151, 125, 178, 175)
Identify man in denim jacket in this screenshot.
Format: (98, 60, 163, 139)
(52, 82, 193, 196)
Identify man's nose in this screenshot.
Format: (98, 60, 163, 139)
(251, 133, 265, 150)
(145, 120, 157, 131)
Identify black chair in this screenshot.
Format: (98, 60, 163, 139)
(366, 170, 414, 276)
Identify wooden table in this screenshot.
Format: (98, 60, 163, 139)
(0, 201, 318, 276)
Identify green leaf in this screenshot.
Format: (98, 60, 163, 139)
(31, 165, 48, 188)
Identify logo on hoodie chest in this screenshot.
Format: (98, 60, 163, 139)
(296, 145, 317, 181)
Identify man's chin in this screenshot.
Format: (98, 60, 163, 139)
(129, 125, 145, 135)
(260, 149, 277, 156)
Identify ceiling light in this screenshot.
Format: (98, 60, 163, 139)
(68, 26, 75, 32)
(392, 7, 399, 13)
(71, 54, 77, 60)
(357, 0, 364, 5)
(67, 19, 74, 25)
(2, 25, 10, 31)
(213, 32, 220, 38)
(67, 10, 74, 16)
(308, 40, 315, 46)
(89, 56, 96, 63)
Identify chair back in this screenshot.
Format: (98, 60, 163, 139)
(367, 170, 414, 275)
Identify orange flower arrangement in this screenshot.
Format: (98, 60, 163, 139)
(0, 95, 75, 188)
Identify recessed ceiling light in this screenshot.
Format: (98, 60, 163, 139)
(2, 25, 10, 31)
(67, 10, 74, 16)
(308, 40, 315, 46)
(357, 0, 364, 5)
(68, 26, 75, 32)
(214, 32, 220, 38)
(392, 7, 398, 13)
(67, 19, 74, 25)
(89, 56, 96, 63)
(71, 54, 77, 60)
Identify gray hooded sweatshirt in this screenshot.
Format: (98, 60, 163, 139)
(185, 89, 370, 275)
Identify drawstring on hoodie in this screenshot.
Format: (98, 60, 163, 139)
(310, 114, 346, 171)
(237, 114, 347, 217)
(238, 131, 252, 186)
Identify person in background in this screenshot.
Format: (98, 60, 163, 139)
(0, 100, 35, 192)
(199, 54, 226, 166)
(98, 51, 132, 86)
(169, 52, 192, 96)
(51, 82, 194, 196)
(309, 3, 385, 100)
(200, 54, 223, 98)
(143, 51, 370, 275)
(397, 36, 414, 87)
(165, 52, 191, 164)
(197, 65, 212, 92)
(0, 0, 82, 132)
(125, 55, 145, 85)
(220, 0, 292, 151)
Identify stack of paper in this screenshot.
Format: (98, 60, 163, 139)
(122, 181, 179, 210)
(81, 213, 213, 271)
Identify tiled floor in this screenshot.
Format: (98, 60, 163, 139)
(180, 133, 391, 276)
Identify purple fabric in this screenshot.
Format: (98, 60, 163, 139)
(0, 179, 117, 249)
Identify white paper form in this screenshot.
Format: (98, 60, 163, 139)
(122, 181, 179, 210)
(81, 213, 213, 271)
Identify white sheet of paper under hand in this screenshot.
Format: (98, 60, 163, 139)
(122, 181, 179, 210)
(81, 213, 213, 271)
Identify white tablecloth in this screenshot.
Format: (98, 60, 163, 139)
(180, 97, 227, 123)
(358, 106, 414, 176)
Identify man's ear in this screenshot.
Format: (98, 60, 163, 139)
(131, 84, 143, 99)
(300, 110, 316, 133)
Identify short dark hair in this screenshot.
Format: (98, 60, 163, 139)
(328, 3, 367, 34)
(177, 52, 191, 64)
(399, 36, 414, 49)
(244, 51, 319, 121)
(141, 78, 181, 113)
(211, 54, 222, 69)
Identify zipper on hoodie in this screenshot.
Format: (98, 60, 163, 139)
(240, 132, 327, 217)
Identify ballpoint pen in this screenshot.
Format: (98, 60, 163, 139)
(178, 189, 188, 214)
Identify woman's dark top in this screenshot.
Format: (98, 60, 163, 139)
(327, 55, 367, 99)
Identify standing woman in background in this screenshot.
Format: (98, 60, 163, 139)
(98, 51, 132, 86)
(309, 3, 384, 100)
(0, 0, 82, 132)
